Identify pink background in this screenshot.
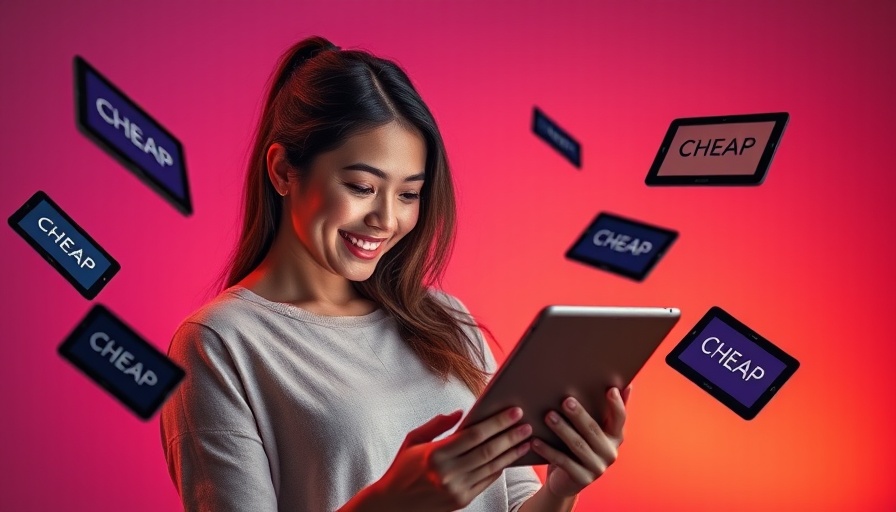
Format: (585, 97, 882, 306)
(2, 0, 894, 510)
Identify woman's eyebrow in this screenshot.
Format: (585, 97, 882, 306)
(341, 163, 425, 182)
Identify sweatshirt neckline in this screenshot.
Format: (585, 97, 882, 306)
(227, 286, 389, 327)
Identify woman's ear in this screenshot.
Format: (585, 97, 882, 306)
(266, 143, 291, 196)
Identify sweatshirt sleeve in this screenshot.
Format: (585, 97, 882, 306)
(437, 291, 544, 511)
(159, 321, 278, 512)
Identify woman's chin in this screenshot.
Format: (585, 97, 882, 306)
(338, 263, 378, 282)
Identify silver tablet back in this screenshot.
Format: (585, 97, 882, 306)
(460, 305, 681, 466)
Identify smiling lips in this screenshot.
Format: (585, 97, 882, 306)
(339, 230, 386, 258)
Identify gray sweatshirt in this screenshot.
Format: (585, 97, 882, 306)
(160, 286, 542, 511)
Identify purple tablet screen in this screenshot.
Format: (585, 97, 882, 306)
(676, 316, 787, 407)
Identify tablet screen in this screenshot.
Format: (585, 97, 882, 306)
(75, 56, 192, 215)
(14, 197, 112, 290)
(675, 316, 787, 408)
(566, 213, 677, 281)
(532, 106, 581, 168)
(657, 121, 776, 177)
(9, 191, 119, 298)
(59, 305, 185, 419)
(645, 112, 788, 186)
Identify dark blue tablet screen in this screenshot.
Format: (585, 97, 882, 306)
(676, 316, 787, 407)
(16, 198, 112, 290)
(82, 66, 188, 207)
(532, 108, 581, 167)
(62, 307, 183, 416)
(568, 215, 674, 276)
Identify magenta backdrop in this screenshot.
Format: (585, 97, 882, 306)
(2, 1, 894, 510)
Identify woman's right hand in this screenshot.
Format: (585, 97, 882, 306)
(367, 407, 533, 511)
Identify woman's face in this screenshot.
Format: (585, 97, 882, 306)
(282, 121, 427, 282)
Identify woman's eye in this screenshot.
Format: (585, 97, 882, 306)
(401, 192, 421, 201)
(346, 184, 374, 195)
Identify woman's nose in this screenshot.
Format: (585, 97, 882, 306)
(365, 196, 396, 232)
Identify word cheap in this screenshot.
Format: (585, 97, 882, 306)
(700, 336, 765, 381)
(96, 98, 173, 167)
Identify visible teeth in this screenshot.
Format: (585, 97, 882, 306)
(346, 233, 381, 251)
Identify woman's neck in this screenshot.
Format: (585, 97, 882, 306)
(236, 229, 376, 316)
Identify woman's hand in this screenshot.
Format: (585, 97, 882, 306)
(365, 407, 533, 511)
(530, 385, 632, 498)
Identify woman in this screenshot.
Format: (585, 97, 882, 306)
(160, 35, 631, 512)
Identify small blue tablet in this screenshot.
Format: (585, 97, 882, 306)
(565, 212, 677, 281)
(59, 304, 185, 420)
(532, 106, 581, 168)
(8, 191, 120, 299)
(74, 55, 192, 215)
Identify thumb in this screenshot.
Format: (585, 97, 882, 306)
(404, 409, 464, 447)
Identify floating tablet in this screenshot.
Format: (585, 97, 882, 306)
(665, 307, 799, 420)
(74, 55, 192, 215)
(532, 106, 581, 168)
(565, 212, 677, 281)
(8, 191, 120, 299)
(645, 112, 788, 186)
(59, 305, 185, 420)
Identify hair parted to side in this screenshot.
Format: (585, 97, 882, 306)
(219, 35, 493, 396)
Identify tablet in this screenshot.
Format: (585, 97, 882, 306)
(565, 212, 677, 281)
(665, 306, 799, 420)
(645, 112, 788, 186)
(74, 55, 193, 215)
(459, 305, 681, 466)
(59, 304, 185, 420)
(532, 106, 581, 168)
(8, 190, 120, 299)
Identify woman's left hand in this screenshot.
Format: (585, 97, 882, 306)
(530, 385, 632, 498)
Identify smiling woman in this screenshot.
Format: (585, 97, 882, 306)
(158, 35, 557, 512)
(264, 122, 427, 278)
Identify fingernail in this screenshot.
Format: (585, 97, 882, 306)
(547, 412, 559, 424)
(517, 442, 531, 456)
(564, 397, 577, 411)
(509, 407, 523, 420)
(532, 439, 541, 448)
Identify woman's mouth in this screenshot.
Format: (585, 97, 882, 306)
(339, 230, 385, 259)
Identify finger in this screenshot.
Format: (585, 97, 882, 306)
(530, 438, 593, 486)
(544, 410, 602, 470)
(621, 384, 633, 406)
(465, 440, 531, 486)
(405, 409, 463, 447)
(602, 388, 628, 441)
(454, 423, 532, 474)
(442, 406, 523, 458)
(558, 396, 607, 455)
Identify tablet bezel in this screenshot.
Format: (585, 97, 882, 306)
(73, 55, 193, 215)
(665, 306, 799, 420)
(58, 304, 185, 420)
(645, 112, 789, 186)
(7, 190, 120, 300)
(565, 212, 678, 282)
(459, 305, 681, 466)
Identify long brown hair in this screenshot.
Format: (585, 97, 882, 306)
(220, 36, 492, 396)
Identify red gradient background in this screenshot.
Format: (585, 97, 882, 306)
(1, 1, 894, 510)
